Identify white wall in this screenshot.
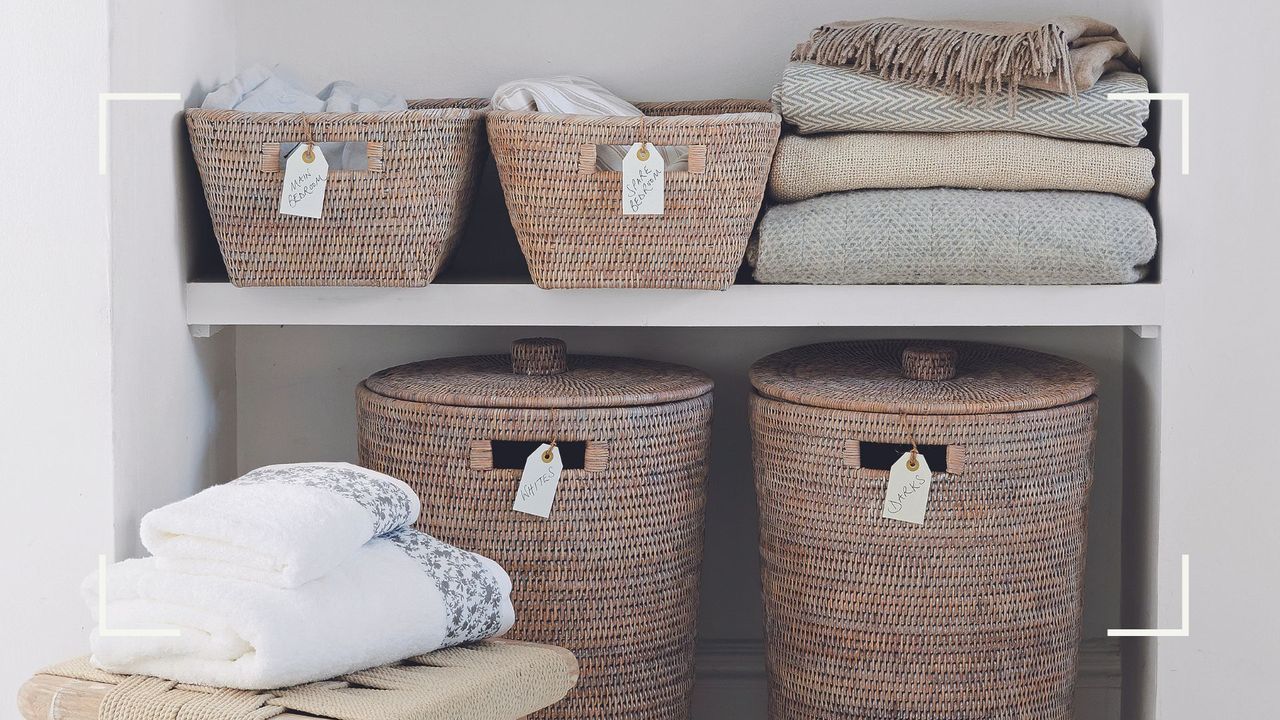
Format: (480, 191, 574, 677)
(0, 0, 114, 706)
(232, 0, 1153, 101)
(1152, 0, 1280, 716)
(107, 0, 238, 559)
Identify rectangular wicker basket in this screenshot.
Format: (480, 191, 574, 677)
(186, 99, 488, 287)
(486, 100, 780, 290)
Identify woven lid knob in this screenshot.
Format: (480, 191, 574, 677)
(511, 338, 568, 376)
(901, 344, 958, 381)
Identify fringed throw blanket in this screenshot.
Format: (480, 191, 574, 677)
(791, 17, 1140, 104)
(773, 65, 1150, 145)
(768, 132, 1155, 202)
(750, 189, 1156, 285)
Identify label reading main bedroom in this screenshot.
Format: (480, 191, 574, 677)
(882, 451, 933, 525)
(622, 142, 664, 215)
(279, 143, 328, 218)
(513, 443, 563, 518)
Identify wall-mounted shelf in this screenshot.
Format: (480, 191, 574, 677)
(186, 281, 1164, 330)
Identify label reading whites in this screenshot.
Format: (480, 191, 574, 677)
(513, 443, 563, 518)
(882, 452, 933, 525)
(621, 142, 664, 215)
(279, 143, 328, 218)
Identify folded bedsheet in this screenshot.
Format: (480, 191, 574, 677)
(769, 131, 1155, 202)
(751, 188, 1157, 285)
(772, 64, 1150, 145)
(86, 528, 515, 689)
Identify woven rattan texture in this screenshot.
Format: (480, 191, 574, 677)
(750, 392, 1098, 719)
(365, 353, 713, 409)
(35, 641, 577, 720)
(750, 340, 1098, 414)
(356, 385, 713, 720)
(486, 100, 780, 289)
(186, 99, 488, 287)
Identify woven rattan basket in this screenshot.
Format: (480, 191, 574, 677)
(187, 99, 487, 287)
(486, 100, 780, 289)
(749, 340, 1099, 719)
(356, 338, 713, 720)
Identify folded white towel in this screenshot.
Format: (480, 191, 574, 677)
(141, 462, 420, 588)
(491, 75, 688, 171)
(85, 528, 515, 689)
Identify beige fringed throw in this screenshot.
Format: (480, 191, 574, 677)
(791, 17, 1140, 103)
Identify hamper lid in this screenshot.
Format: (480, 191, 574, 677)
(749, 340, 1097, 415)
(364, 337, 714, 409)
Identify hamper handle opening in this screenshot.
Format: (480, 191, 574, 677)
(260, 141, 386, 174)
(848, 441, 955, 473)
(470, 440, 609, 472)
(490, 441, 587, 469)
(578, 144, 707, 175)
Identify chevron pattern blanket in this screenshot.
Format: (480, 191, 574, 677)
(772, 64, 1150, 145)
(750, 189, 1157, 285)
(768, 132, 1155, 202)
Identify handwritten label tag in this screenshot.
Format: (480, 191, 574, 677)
(279, 143, 328, 218)
(513, 443, 563, 518)
(622, 142, 664, 215)
(882, 452, 933, 525)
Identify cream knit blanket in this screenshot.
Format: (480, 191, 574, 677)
(769, 132, 1155, 202)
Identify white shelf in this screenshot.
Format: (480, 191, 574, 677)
(186, 281, 1163, 329)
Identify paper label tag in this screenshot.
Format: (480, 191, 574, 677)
(621, 142, 664, 215)
(882, 451, 933, 525)
(513, 443, 563, 518)
(279, 143, 328, 218)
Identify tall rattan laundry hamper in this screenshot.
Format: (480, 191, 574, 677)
(356, 338, 713, 720)
(749, 340, 1099, 720)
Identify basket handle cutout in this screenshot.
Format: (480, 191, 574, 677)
(845, 440, 964, 474)
(470, 440, 609, 472)
(260, 141, 385, 174)
(578, 144, 706, 174)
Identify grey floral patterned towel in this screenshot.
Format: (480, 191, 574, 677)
(141, 462, 422, 588)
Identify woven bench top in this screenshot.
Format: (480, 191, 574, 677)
(18, 639, 578, 720)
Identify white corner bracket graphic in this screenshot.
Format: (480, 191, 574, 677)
(98, 92, 183, 175)
(1108, 554, 1190, 637)
(97, 554, 181, 637)
(1107, 91, 1190, 175)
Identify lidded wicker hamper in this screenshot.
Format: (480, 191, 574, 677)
(186, 99, 487, 286)
(356, 338, 714, 720)
(486, 101, 781, 289)
(748, 340, 1099, 720)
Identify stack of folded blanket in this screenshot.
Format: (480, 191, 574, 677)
(753, 17, 1159, 285)
(85, 462, 515, 689)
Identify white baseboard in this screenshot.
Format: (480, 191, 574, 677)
(693, 638, 1120, 720)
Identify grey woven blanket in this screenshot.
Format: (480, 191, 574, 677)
(772, 64, 1150, 145)
(751, 189, 1157, 285)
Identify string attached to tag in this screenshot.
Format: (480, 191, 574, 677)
(622, 115, 665, 215)
(299, 114, 317, 163)
(279, 114, 329, 218)
(541, 439, 557, 464)
(900, 414, 921, 471)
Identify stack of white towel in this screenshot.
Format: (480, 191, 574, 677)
(85, 462, 515, 690)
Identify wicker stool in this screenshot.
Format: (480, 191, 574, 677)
(17, 639, 577, 720)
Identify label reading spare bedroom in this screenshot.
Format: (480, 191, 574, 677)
(621, 142, 664, 215)
(279, 143, 328, 218)
(513, 443, 564, 518)
(882, 451, 933, 525)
